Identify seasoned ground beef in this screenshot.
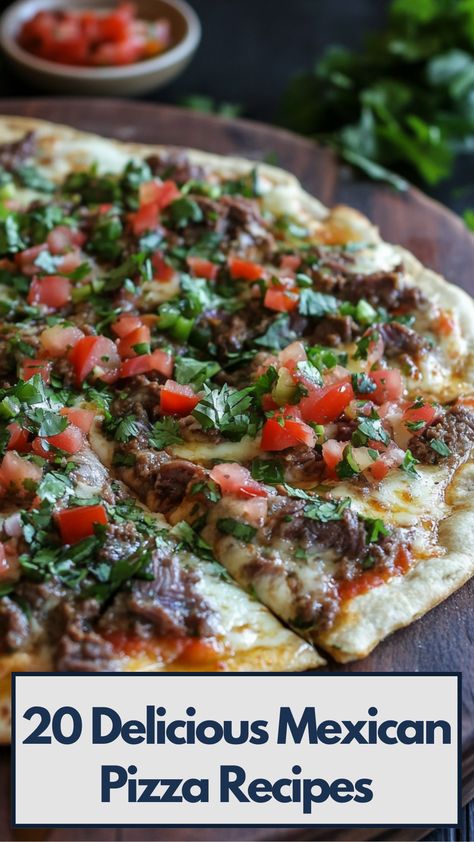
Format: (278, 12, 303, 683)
(409, 406, 474, 464)
(0, 131, 35, 171)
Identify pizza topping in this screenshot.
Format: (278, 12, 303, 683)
(0, 131, 471, 668)
(408, 405, 474, 464)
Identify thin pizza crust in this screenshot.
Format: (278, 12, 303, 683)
(0, 114, 473, 674)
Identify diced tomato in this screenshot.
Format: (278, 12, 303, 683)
(111, 313, 143, 338)
(298, 381, 354, 424)
(97, 6, 132, 42)
(261, 409, 315, 451)
(117, 325, 151, 358)
(280, 254, 301, 272)
(151, 251, 175, 282)
(322, 439, 346, 473)
(91, 37, 144, 66)
(264, 286, 299, 312)
(56, 504, 108, 545)
(139, 180, 180, 209)
(20, 358, 52, 384)
(57, 251, 85, 275)
(129, 202, 159, 236)
(0, 452, 42, 494)
(19, 4, 168, 67)
(39, 324, 83, 357)
(32, 424, 84, 457)
(14, 243, 47, 276)
(160, 380, 201, 415)
(279, 341, 307, 373)
(47, 225, 85, 255)
(368, 459, 390, 481)
(210, 463, 269, 498)
(59, 407, 95, 434)
(402, 402, 438, 434)
(119, 349, 173, 379)
(367, 443, 405, 481)
(186, 256, 218, 280)
(27, 275, 72, 309)
(228, 257, 265, 281)
(6, 423, 29, 452)
(69, 335, 120, 386)
(369, 369, 403, 404)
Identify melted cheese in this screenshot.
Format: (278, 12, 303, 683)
(170, 436, 261, 464)
(330, 465, 450, 527)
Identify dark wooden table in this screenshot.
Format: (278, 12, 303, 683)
(0, 98, 473, 842)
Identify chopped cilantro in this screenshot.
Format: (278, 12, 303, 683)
(303, 496, 351, 521)
(254, 314, 297, 350)
(192, 383, 258, 441)
(174, 356, 221, 390)
(365, 517, 389, 543)
(351, 372, 377, 394)
(251, 459, 284, 484)
(430, 439, 452, 457)
(148, 417, 182, 449)
(401, 448, 419, 477)
(336, 445, 362, 479)
(216, 518, 257, 542)
(298, 289, 338, 317)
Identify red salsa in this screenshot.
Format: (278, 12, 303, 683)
(18, 2, 172, 67)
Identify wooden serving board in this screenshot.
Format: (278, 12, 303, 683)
(0, 98, 473, 842)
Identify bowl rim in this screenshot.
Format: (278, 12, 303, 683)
(0, 0, 201, 79)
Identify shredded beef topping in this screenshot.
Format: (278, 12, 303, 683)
(377, 321, 429, 359)
(409, 406, 474, 464)
(145, 151, 205, 185)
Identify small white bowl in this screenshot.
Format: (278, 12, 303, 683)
(0, 0, 201, 96)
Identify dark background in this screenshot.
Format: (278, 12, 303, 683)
(0, 0, 472, 839)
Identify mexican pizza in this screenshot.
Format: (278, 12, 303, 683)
(0, 116, 473, 740)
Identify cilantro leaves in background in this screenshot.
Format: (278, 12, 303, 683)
(280, 0, 474, 191)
